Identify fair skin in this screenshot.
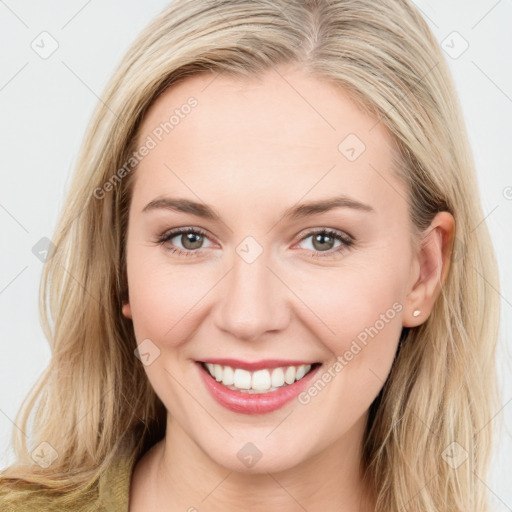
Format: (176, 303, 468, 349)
(122, 63, 454, 511)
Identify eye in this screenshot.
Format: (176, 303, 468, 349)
(156, 227, 213, 257)
(155, 227, 354, 259)
(295, 228, 354, 258)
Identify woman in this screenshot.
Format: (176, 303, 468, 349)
(0, 0, 501, 510)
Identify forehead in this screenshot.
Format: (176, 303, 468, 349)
(137, 66, 393, 151)
(131, 66, 405, 219)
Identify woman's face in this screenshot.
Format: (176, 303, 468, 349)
(122, 64, 425, 473)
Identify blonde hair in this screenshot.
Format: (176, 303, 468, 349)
(0, 0, 501, 510)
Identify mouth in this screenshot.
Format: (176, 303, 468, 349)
(195, 359, 323, 414)
(197, 360, 322, 394)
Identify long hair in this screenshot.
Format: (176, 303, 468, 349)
(0, 1, 501, 510)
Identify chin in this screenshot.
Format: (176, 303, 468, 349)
(203, 436, 311, 475)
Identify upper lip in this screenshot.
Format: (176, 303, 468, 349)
(198, 358, 320, 371)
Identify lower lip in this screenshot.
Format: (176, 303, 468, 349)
(196, 362, 321, 415)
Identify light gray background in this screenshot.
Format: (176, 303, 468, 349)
(1, 0, 511, 508)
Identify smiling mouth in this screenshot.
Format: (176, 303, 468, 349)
(198, 361, 322, 394)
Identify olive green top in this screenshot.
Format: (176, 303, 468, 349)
(0, 452, 137, 511)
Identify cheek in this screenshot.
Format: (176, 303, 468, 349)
(126, 252, 217, 345)
(295, 262, 405, 349)
(125, 253, 211, 409)
(293, 268, 405, 432)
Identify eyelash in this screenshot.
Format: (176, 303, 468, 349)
(155, 226, 354, 259)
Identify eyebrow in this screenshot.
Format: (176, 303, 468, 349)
(142, 195, 375, 220)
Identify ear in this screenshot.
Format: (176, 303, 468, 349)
(122, 302, 132, 319)
(403, 211, 455, 327)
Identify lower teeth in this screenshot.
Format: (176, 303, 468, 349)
(224, 384, 286, 393)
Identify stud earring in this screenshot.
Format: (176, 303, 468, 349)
(413, 309, 421, 317)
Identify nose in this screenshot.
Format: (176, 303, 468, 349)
(213, 248, 291, 342)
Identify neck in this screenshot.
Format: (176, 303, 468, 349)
(137, 412, 376, 512)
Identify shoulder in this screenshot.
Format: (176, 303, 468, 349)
(0, 481, 97, 512)
(98, 450, 138, 509)
(0, 452, 137, 512)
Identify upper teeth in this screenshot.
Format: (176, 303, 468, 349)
(205, 363, 313, 393)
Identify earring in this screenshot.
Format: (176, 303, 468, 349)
(413, 309, 421, 317)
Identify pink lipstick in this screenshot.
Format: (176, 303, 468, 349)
(196, 360, 322, 415)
